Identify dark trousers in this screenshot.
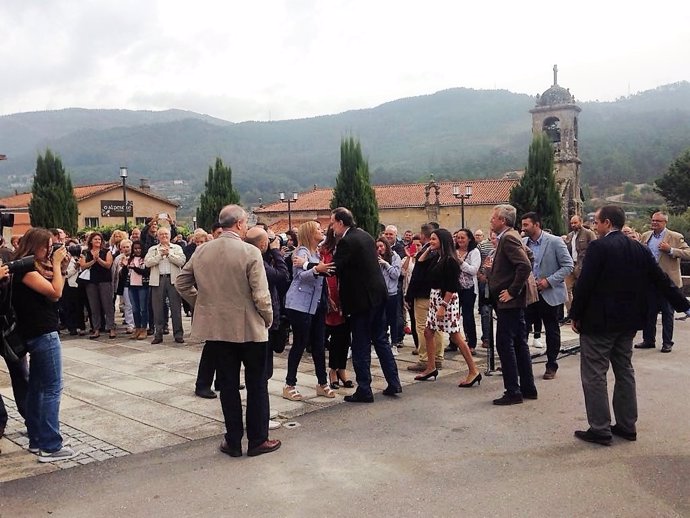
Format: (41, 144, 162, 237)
(407, 299, 419, 348)
(348, 302, 401, 397)
(524, 296, 562, 371)
(642, 290, 674, 346)
(459, 288, 478, 348)
(204, 340, 268, 450)
(286, 306, 327, 386)
(384, 294, 401, 345)
(326, 322, 350, 370)
(495, 307, 536, 396)
(0, 355, 29, 427)
(195, 343, 218, 391)
(151, 276, 182, 339)
(62, 285, 87, 332)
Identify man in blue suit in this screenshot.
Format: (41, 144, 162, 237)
(570, 205, 690, 445)
(521, 212, 574, 380)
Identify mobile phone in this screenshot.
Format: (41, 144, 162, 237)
(408, 243, 417, 255)
(158, 212, 168, 220)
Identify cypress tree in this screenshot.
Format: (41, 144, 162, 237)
(330, 137, 379, 236)
(655, 148, 690, 214)
(509, 132, 564, 235)
(28, 149, 79, 235)
(196, 158, 241, 231)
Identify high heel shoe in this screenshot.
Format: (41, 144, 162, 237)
(414, 369, 438, 381)
(458, 373, 482, 387)
(337, 371, 354, 388)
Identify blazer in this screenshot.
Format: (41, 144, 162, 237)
(487, 228, 532, 309)
(175, 233, 272, 343)
(333, 227, 387, 316)
(564, 227, 596, 275)
(144, 243, 186, 286)
(522, 231, 573, 307)
(284, 246, 324, 315)
(640, 229, 690, 288)
(570, 230, 689, 334)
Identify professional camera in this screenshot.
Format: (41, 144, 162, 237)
(6, 256, 36, 275)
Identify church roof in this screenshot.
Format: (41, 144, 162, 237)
(537, 84, 574, 106)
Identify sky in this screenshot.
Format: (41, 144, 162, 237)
(2, 0, 689, 122)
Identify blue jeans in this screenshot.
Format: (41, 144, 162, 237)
(349, 302, 401, 397)
(25, 332, 64, 453)
(286, 306, 327, 386)
(129, 285, 150, 329)
(384, 294, 401, 344)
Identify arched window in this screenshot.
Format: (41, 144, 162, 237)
(543, 117, 561, 143)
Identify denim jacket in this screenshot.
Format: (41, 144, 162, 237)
(284, 246, 324, 315)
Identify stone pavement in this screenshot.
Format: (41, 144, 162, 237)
(0, 314, 579, 482)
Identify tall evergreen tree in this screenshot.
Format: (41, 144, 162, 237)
(196, 157, 241, 231)
(28, 149, 79, 235)
(330, 137, 379, 236)
(509, 132, 564, 235)
(654, 148, 690, 214)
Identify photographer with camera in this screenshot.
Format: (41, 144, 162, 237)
(11, 228, 75, 461)
(61, 239, 88, 336)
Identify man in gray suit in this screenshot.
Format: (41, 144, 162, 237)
(521, 212, 574, 380)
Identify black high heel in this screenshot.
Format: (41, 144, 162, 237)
(415, 369, 439, 381)
(337, 371, 354, 388)
(458, 373, 482, 387)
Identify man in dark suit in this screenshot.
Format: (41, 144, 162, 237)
(570, 205, 690, 446)
(487, 204, 537, 405)
(331, 207, 402, 402)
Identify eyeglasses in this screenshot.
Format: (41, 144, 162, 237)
(651, 219, 665, 223)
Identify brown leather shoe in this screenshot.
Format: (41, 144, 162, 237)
(543, 369, 556, 380)
(247, 439, 281, 457)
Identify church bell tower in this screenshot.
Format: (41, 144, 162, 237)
(530, 65, 582, 221)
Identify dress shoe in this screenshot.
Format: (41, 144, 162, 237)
(407, 362, 426, 372)
(660, 343, 673, 353)
(247, 439, 281, 457)
(522, 391, 538, 400)
(219, 439, 242, 457)
(493, 392, 523, 406)
(174, 337, 185, 344)
(344, 391, 374, 403)
(611, 424, 637, 441)
(151, 336, 163, 344)
(574, 429, 612, 446)
(146, 328, 155, 336)
(382, 385, 402, 396)
(543, 369, 556, 380)
(195, 388, 217, 399)
(634, 341, 655, 349)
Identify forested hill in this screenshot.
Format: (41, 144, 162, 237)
(1, 82, 689, 203)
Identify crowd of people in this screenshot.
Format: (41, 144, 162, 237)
(2, 203, 689, 459)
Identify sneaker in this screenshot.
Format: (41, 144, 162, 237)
(391, 345, 399, 356)
(268, 420, 282, 430)
(38, 446, 77, 463)
(531, 338, 543, 349)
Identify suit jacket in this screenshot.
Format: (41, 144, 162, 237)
(284, 245, 325, 315)
(564, 227, 596, 275)
(333, 227, 387, 316)
(488, 228, 532, 309)
(570, 230, 689, 334)
(144, 243, 186, 286)
(640, 228, 690, 287)
(175, 233, 273, 343)
(522, 231, 573, 307)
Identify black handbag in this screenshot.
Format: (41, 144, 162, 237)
(0, 281, 27, 362)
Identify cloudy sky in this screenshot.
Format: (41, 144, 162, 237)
(1, 0, 688, 122)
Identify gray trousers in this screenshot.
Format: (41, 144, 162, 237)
(85, 282, 115, 331)
(580, 330, 637, 435)
(151, 275, 183, 339)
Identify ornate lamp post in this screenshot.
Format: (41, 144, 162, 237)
(279, 191, 298, 231)
(452, 184, 473, 229)
(120, 166, 129, 231)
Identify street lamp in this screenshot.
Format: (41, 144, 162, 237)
(279, 191, 298, 231)
(452, 184, 473, 229)
(120, 166, 129, 231)
(192, 216, 197, 230)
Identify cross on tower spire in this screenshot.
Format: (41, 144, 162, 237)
(553, 64, 558, 85)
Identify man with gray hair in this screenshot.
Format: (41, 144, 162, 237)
(144, 227, 186, 344)
(487, 204, 537, 405)
(176, 205, 280, 457)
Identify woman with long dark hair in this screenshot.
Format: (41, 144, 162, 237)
(127, 240, 150, 339)
(415, 228, 481, 386)
(12, 228, 76, 461)
(376, 237, 402, 355)
(454, 229, 481, 354)
(79, 232, 116, 339)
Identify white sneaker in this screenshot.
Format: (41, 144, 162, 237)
(269, 420, 281, 430)
(531, 338, 543, 349)
(391, 345, 399, 356)
(38, 446, 76, 463)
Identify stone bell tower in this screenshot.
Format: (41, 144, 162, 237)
(530, 65, 582, 221)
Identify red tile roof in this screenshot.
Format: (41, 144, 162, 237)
(0, 182, 178, 209)
(263, 216, 333, 234)
(255, 177, 519, 214)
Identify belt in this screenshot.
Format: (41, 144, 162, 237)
(159, 273, 171, 277)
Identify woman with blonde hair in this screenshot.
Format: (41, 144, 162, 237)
(282, 221, 335, 401)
